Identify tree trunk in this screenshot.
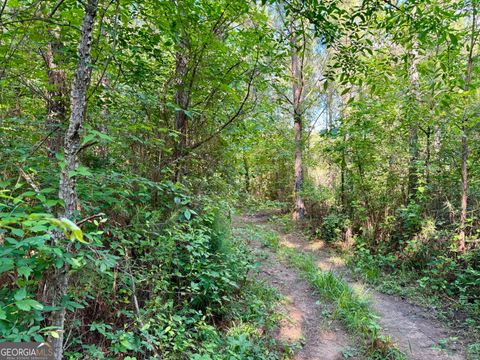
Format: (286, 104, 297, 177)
(341, 133, 347, 209)
(327, 87, 333, 129)
(290, 20, 305, 221)
(407, 125, 419, 199)
(49, 1, 98, 358)
(459, 132, 467, 252)
(43, 35, 67, 158)
(425, 127, 431, 186)
(459, 3, 476, 252)
(173, 42, 189, 182)
(99, 78, 110, 160)
(243, 152, 250, 193)
(407, 34, 421, 202)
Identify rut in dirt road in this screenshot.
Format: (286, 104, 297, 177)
(235, 217, 358, 360)
(246, 213, 466, 360)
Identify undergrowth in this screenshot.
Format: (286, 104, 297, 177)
(0, 178, 283, 359)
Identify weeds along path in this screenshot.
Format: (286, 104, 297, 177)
(244, 213, 466, 360)
(234, 216, 358, 360)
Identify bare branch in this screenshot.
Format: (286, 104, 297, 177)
(76, 212, 106, 227)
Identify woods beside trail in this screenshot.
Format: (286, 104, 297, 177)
(1, 0, 480, 359)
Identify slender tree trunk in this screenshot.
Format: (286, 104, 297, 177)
(99, 78, 110, 160)
(459, 133, 468, 252)
(43, 35, 67, 158)
(243, 152, 250, 193)
(341, 134, 347, 208)
(327, 87, 333, 129)
(49, 1, 98, 358)
(290, 20, 305, 221)
(407, 125, 419, 199)
(293, 117, 304, 220)
(459, 3, 476, 252)
(425, 127, 431, 186)
(407, 35, 421, 202)
(173, 41, 189, 182)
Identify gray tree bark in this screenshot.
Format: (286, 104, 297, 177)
(49, 1, 98, 358)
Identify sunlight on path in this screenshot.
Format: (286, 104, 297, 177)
(259, 215, 467, 360)
(236, 215, 358, 360)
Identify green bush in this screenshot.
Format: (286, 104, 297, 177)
(397, 201, 423, 238)
(419, 253, 480, 303)
(0, 185, 114, 343)
(1, 177, 280, 359)
(321, 211, 349, 243)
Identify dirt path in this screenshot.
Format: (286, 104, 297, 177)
(242, 213, 466, 360)
(235, 216, 358, 360)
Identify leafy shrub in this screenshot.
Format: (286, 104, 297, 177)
(321, 211, 349, 243)
(0, 186, 114, 343)
(348, 238, 397, 283)
(419, 253, 480, 303)
(1, 176, 280, 359)
(397, 201, 423, 238)
(418, 256, 457, 293)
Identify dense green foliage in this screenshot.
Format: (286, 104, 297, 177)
(1, 0, 479, 358)
(311, 0, 480, 323)
(0, 176, 281, 357)
(0, 0, 282, 358)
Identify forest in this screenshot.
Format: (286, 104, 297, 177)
(0, 0, 479, 359)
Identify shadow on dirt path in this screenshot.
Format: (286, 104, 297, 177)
(234, 216, 359, 360)
(240, 213, 466, 360)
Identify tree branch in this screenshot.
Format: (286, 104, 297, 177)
(187, 53, 259, 153)
(76, 212, 105, 227)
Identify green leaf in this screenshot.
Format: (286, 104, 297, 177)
(14, 288, 27, 301)
(0, 308, 6, 320)
(26, 299, 43, 310)
(28, 213, 52, 220)
(55, 258, 64, 269)
(15, 299, 43, 311)
(49, 218, 66, 231)
(49, 218, 87, 243)
(11, 228, 24, 237)
(120, 338, 134, 350)
(449, 33, 458, 46)
(62, 218, 85, 243)
(76, 166, 92, 177)
(184, 209, 191, 220)
(68, 166, 92, 178)
(0, 258, 14, 274)
(30, 224, 48, 232)
(67, 257, 84, 269)
(17, 266, 32, 278)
